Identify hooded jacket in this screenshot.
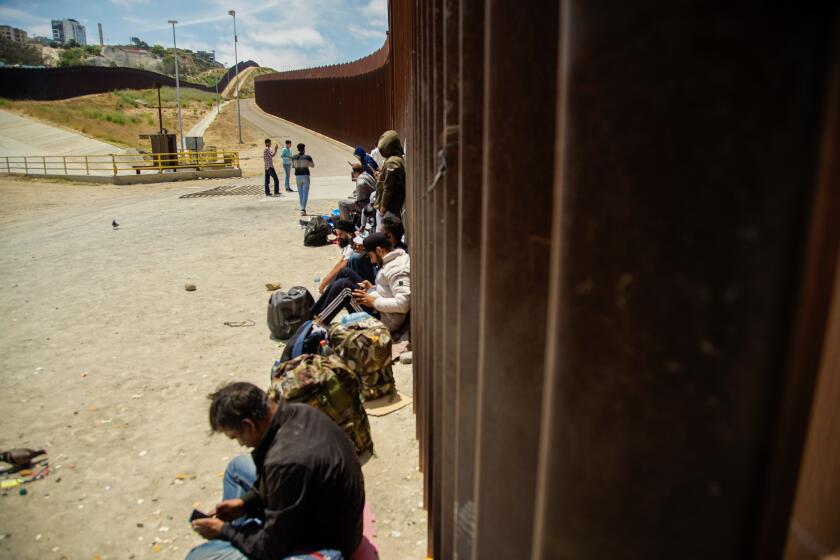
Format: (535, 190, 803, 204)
(374, 131, 406, 215)
(372, 248, 410, 332)
(354, 146, 379, 176)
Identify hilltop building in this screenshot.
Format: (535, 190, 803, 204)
(51, 18, 86, 45)
(0, 25, 27, 44)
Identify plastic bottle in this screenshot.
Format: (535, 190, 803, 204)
(319, 340, 335, 357)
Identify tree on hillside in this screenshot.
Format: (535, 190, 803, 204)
(130, 37, 150, 49)
(0, 37, 45, 65)
(59, 47, 85, 67)
(151, 44, 166, 57)
(161, 53, 176, 75)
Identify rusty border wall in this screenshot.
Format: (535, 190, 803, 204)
(0, 60, 259, 101)
(255, 2, 840, 558)
(254, 43, 392, 150)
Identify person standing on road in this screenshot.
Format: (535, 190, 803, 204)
(281, 139, 294, 192)
(292, 143, 315, 215)
(263, 139, 280, 197)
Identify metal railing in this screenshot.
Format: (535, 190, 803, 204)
(0, 150, 241, 177)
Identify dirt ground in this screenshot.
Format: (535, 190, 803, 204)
(0, 175, 426, 559)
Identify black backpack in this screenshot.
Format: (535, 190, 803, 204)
(304, 216, 330, 247)
(267, 286, 315, 340)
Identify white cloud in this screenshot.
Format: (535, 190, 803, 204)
(348, 24, 386, 41)
(0, 6, 50, 36)
(245, 28, 324, 48)
(214, 39, 339, 72)
(109, 0, 150, 6)
(361, 0, 388, 25)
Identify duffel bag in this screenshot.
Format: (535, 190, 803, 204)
(329, 315, 396, 400)
(268, 354, 373, 456)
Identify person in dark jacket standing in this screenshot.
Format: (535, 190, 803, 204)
(373, 130, 406, 232)
(188, 382, 365, 560)
(292, 143, 315, 215)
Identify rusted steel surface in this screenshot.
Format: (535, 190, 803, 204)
(262, 43, 389, 80)
(255, 64, 391, 152)
(531, 5, 839, 560)
(251, 2, 839, 558)
(0, 61, 258, 101)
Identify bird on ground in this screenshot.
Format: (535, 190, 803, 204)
(112, 219, 119, 230)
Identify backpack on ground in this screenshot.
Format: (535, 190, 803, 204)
(304, 216, 331, 247)
(329, 315, 396, 400)
(267, 286, 314, 340)
(269, 354, 373, 456)
(280, 320, 329, 363)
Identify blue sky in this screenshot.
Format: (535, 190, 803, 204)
(0, 0, 388, 71)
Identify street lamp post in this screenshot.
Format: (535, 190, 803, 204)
(168, 20, 185, 152)
(228, 9, 243, 144)
(213, 49, 220, 115)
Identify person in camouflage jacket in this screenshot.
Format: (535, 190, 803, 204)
(373, 130, 405, 231)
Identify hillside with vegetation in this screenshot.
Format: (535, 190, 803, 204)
(25, 36, 223, 79)
(232, 67, 277, 98)
(0, 87, 219, 149)
(0, 37, 45, 66)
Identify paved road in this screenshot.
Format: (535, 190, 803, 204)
(240, 98, 353, 177)
(0, 109, 122, 156)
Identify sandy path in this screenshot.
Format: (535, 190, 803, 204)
(0, 177, 425, 559)
(222, 67, 258, 99)
(186, 102, 231, 138)
(0, 110, 122, 157)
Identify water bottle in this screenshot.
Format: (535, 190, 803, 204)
(319, 340, 335, 357)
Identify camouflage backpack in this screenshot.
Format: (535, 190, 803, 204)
(329, 316, 396, 400)
(268, 354, 373, 456)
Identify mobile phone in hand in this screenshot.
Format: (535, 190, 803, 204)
(189, 509, 210, 523)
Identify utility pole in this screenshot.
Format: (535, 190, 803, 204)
(228, 9, 243, 144)
(168, 20, 184, 152)
(214, 49, 220, 115)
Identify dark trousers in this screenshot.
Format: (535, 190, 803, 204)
(264, 167, 280, 195)
(311, 269, 366, 324)
(346, 254, 377, 284)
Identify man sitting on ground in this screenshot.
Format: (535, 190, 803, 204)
(188, 382, 365, 560)
(317, 220, 374, 294)
(311, 232, 410, 333)
(338, 162, 376, 223)
(381, 215, 408, 252)
(353, 146, 379, 177)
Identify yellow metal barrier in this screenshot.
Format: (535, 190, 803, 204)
(0, 150, 241, 177)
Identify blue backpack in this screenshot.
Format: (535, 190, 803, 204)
(279, 320, 329, 363)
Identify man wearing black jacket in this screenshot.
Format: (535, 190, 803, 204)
(188, 382, 365, 560)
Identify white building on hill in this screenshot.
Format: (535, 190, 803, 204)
(51, 18, 86, 46)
